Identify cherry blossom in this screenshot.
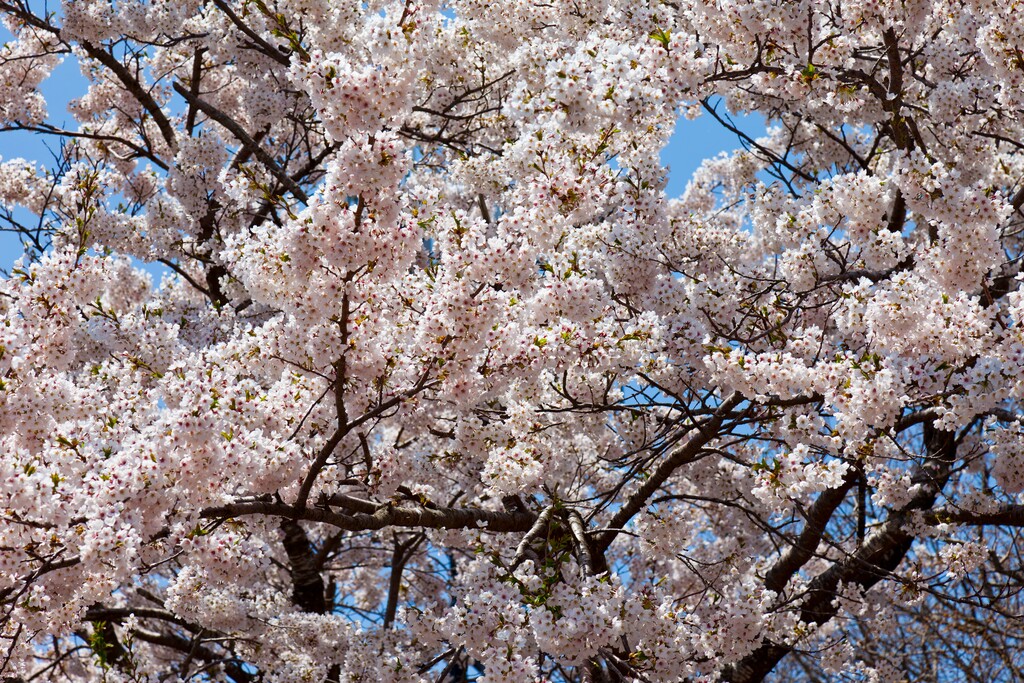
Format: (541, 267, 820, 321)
(1, 0, 1024, 681)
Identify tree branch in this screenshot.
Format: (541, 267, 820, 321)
(594, 392, 743, 555)
(724, 427, 957, 682)
(763, 471, 858, 594)
(172, 81, 308, 203)
(202, 498, 537, 534)
(80, 40, 177, 149)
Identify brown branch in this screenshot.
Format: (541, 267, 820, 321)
(566, 510, 595, 575)
(513, 504, 556, 566)
(293, 369, 437, 509)
(383, 533, 423, 628)
(130, 628, 255, 683)
(700, 99, 817, 183)
(923, 504, 1024, 527)
(184, 48, 206, 135)
(209, 0, 291, 67)
(83, 605, 197, 631)
(594, 392, 743, 555)
(79, 41, 177, 149)
(156, 258, 215, 301)
(0, 123, 168, 169)
(763, 471, 858, 594)
(171, 81, 309, 203)
(1012, 186, 1024, 215)
(0, 554, 79, 604)
(202, 498, 537, 534)
(280, 518, 327, 613)
(724, 427, 957, 682)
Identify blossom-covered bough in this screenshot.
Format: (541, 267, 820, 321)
(1, 0, 1023, 680)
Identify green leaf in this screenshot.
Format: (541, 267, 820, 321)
(650, 28, 671, 49)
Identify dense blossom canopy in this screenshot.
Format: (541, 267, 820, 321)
(1, 0, 1023, 681)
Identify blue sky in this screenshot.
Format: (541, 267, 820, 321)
(0, 53, 763, 270)
(663, 109, 764, 196)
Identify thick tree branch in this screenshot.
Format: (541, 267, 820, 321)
(923, 504, 1024, 527)
(724, 427, 957, 682)
(130, 628, 255, 683)
(763, 471, 858, 594)
(202, 498, 538, 533)
(280, 518, 327, 613)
